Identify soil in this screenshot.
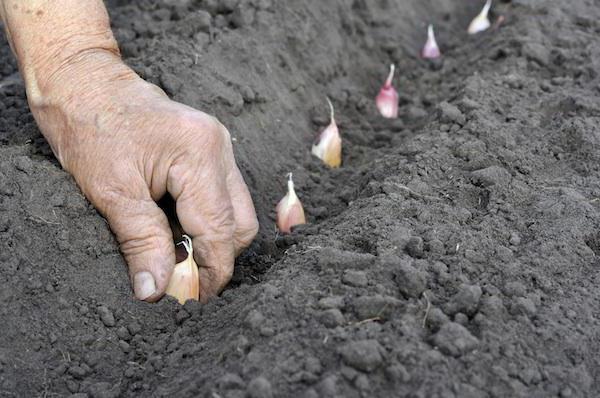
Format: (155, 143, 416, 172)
(1, 0, 600, 397)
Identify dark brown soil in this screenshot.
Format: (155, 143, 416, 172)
(2, 0, 600, 397)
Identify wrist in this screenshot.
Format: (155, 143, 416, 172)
(0, 1, 123, 105)
(26, 40, 127, 107)
(30, 49, 140, 167)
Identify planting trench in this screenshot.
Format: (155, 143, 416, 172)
(1, 0, 600, 397)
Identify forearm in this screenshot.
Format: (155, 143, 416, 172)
(0, 0, 140, 164)
(0, 0, 124, 104)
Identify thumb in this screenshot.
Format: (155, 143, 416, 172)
(99, 186, 175, 302)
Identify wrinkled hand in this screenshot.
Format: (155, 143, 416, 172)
(32, 52, 258, 302)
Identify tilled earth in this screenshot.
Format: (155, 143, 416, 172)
(1, 0, 600, 397)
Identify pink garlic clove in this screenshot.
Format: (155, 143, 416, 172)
(375, 64, 399, 119)
(276, 173, 306, 234)
(422, 24, 441, 59)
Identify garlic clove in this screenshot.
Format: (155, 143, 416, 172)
(468, 0, 492, 34)
(166, 235, 200, 304)
(375, 64, 399, 119)
(311, 98, 342, 168)
(276, 173, 306, 234)
(421, 24, 441, 59)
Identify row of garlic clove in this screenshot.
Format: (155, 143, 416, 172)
(379, 1, 498, 117)
(422, 0, 498, 61)
(421, 0, 497, 60)
(168, 0, 499, 304)
(276, 1, 498, 234)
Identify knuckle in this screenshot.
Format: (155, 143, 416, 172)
(176, 112, 230, 150)
(204, 122, 230, 151)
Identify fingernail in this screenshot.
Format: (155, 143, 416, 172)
(134, 271, 156, 300)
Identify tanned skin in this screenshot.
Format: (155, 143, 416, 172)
(0, 1, 258, 302)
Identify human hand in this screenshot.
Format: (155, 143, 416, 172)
(31, 51, 258, 302)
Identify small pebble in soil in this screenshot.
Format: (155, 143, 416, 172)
(496, 245, 513, 262)
(304, 356, 322, 374)
(261, 283, 281, 299)
(385, 363, 411, 383)
(247, 376, 273, 398)
(68, 365, 88, 379)
(317, 375, 338, 397)
(353, 295, 403, 321)
(354, 374, 370, 391)
(127, 321, 142, 335)
(97, 306, 115, 327)
(338, 339, 384, 372)
(560, 387, 574, 398)
(509, 232, 522, 246)
(438, 101, 466, 125)
(66, 379, 79, 393)
(460, 97, 480, 111)
(429, 261, 449, 275)
(341, 270, 368, 287)
(511, 297, 537, 317)
(432, 322, 479, 357)
(471, 166, 511, 187)
(233, 335, 250, 353)
(480, 295, 506, 317)
(230, 5, 255, 28)
(340, 365, 358, 381)
(394, 261, 427, 298)
(318, 296, 344, 309)
(259, 326, 275, 337)
(217, 372, 245, 390)
(244, 310, 265, 330)
(389, 226, 412, 252)
(426, 307, 450, 331)
(464, 249, 485, 263)
(454, 313, 469, 326)
(214, 14, 227, 29)
(426, 239, 445, 256)
(444, 284, 482, 316)
(405, 236, 424, 258)
(302, 388, 319, 398)
(504, 281, 527, 297)
(523, 42, 550, 66)
(119, 340, 130, 353)
(191, 10, 212, 34)
(88, 381, 120, 398)
(84, 352, 101, 368)
(319, 309, 345, 328)
(116, 326, 131, 341)
(14, 155, 33, 174)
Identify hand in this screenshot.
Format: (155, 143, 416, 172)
(31, 51, 258, 302)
